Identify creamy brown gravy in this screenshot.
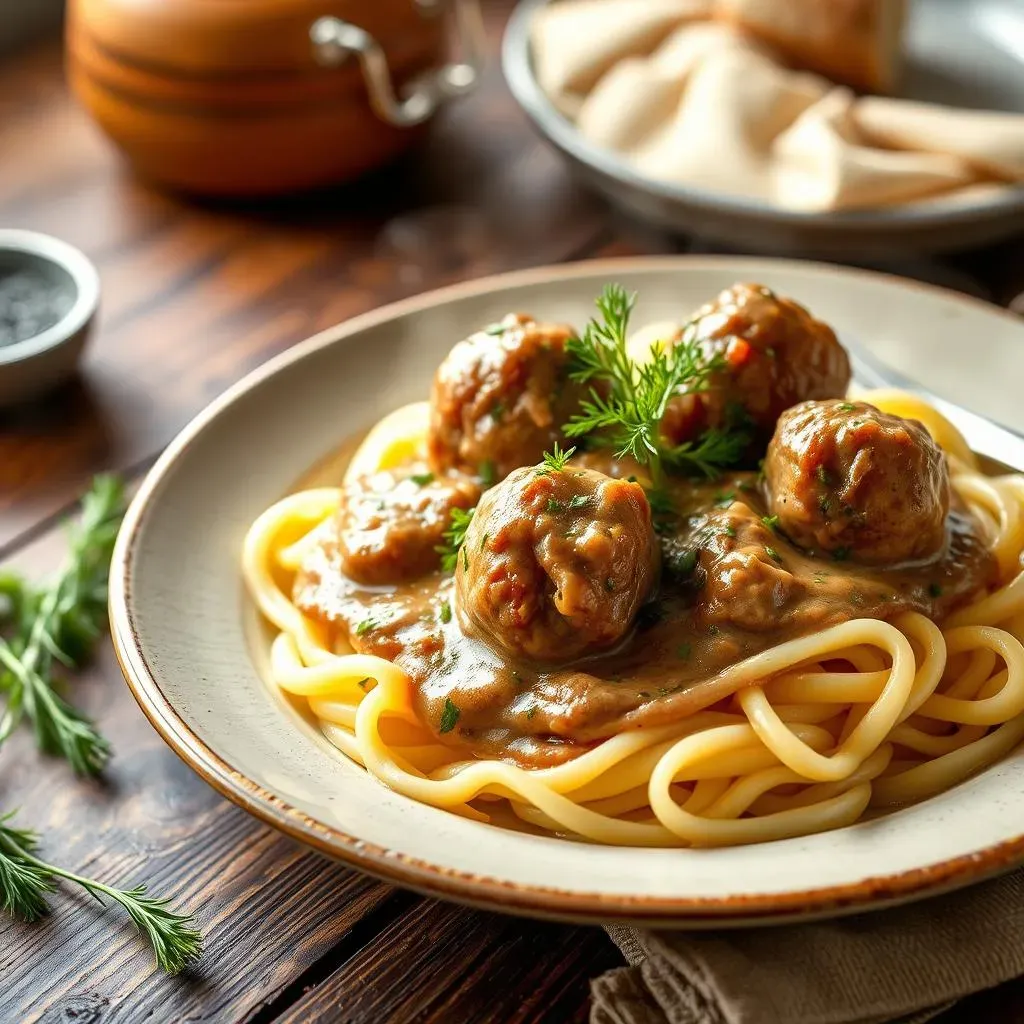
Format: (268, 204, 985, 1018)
(294, 455, 996, 769)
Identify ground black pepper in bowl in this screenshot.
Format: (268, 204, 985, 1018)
(0, 229, 99, 407)
(0, 269, 75, 349)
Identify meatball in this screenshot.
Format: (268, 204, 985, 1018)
(697, 502, 806, 632)
(661, 283, 850, 450)
(455, 464, 659, 662)
(764, 399, 950, 565)
(334, 469, 480, 585)
(427, 313, 586, 483)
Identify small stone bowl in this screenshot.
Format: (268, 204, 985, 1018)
(0, 229, 100, 409)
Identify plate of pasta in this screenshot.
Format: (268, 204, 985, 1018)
(111, 257, 1024, 925)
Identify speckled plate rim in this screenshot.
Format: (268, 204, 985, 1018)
(502, 0, 1024, 232)
(110, 256, 1024, 928)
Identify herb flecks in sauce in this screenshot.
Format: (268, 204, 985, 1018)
(296, 459, 994, 769)
(439, 698, 460, 733)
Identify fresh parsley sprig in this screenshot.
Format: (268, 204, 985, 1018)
(437, 506, 476, 573)
(0, 476, 205, 974)
(564, 284, 745, 488)
(0, 812, 202, 974)
(0, 475, 126, 774)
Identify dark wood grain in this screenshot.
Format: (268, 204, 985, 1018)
(3, 2, 1024, 1022)
(275, 899, 621, 1024)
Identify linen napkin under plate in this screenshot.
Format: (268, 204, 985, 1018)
(532, 0, 1024, 212)
(591, 869, 1024, 1024)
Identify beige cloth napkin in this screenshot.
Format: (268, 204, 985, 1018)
(532, 0, 1024, 212)
(591, 869, 1024, 1024)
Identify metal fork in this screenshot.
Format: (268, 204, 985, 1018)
(845, 337, 1024, 472)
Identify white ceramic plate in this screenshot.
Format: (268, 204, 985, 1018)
(111, 257, 1024, 927)
(503, 0, 1024, 256)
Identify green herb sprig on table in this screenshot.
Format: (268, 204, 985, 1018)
(0, 476, 125, 774)
(0, 812, 202, 974)
(563, 284, 748, 493)
(0, 476, 203, 974)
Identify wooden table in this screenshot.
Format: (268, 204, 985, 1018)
(3, 7, 1024, 1022)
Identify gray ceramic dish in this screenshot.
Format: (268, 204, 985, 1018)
(502, 0, 1024, 256)
(0, 229, 99, 408)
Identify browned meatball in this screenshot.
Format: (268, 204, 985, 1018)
(764, 399, 950, 565)
(661, 283, 851, 450)
(697, 501, 806, 632)
(455, 464, 659, 662)
(334, 469, 480, 585)
(427, 313, 585, 483)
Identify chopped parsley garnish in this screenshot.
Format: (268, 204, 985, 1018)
(490, 401, 505, 421)
(480, 532, 489, 551)
(765, 546, 782, 563)
(355, 619, 376, 635)
(563, 285, 746, 484)
(546, 498, 565, 514)
(462, 547, 469, 572)
(761, 514, 780, 532)
(838, 402, 856, 412)
(928, 583, 943, 598)
(818, 494, 833, 515)
(723, 525, 737, 538)
(605, 578, 615, 592)
(439, 698, 460, 734)
(356, 677, 370, 690)
(833, 546, 851, 562)
(567, 494, 590, 510)
(483, 322, 506, 336)
(815, 465, 831, 486)
(538, 443, 575, 474)
(439, 601, 452, 624)
(410, 472, 434, 486)
(707, 624, 721, 636)
(479, 460, 497, 488)
(714, 491, 736, 507)
(436, 506, 476, 573)
(526, 705, 538, 721)
(677, 642, 692, 660)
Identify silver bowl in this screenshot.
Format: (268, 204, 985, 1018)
(502, 0, 1024, 256)
(0, 230, 99, 408)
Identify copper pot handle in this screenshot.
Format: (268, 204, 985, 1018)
(310, 0, 485, 128)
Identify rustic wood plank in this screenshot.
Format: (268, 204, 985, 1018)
(0, 6, 606, 548)
(275, 898, 621, 1024)
(0, 521, 402, 1024)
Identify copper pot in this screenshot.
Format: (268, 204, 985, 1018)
(66, 0, 485, 196)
